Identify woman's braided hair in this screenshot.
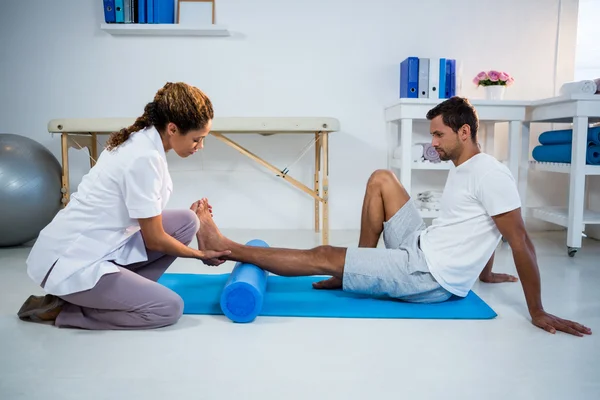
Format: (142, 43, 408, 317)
(105, 82, 214, 151)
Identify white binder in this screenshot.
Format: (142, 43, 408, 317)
(428, 58, 440, 99)
(418, 58, 430, 98)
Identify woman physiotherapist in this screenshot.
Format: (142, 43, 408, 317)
(17, 82, 230, 330)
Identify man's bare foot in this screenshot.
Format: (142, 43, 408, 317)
(196, 199, 230, 252)
(197, 229, 225, 266)
(312, 276, 342, 290)
(190, 199, 224, 265)
(191, 200, 208, 250)
(192, 199, 230, 265)
(190, 198, 212, 217)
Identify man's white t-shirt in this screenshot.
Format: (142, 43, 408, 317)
(419, 153, 521, 297)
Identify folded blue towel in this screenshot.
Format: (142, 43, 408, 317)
(538, 127, 600, 146)
(532, 143, 600, 165)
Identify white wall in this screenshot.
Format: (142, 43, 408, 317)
(0, 0, 580, 231)
(573, 0, 600, 239)
(574, 0, 600, 81)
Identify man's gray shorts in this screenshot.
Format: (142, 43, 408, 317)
(342, 198, 453, 303)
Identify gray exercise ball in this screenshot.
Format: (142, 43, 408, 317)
(0, 133, 62, 247)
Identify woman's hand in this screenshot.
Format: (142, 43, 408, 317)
(203, 259, 224, 266)
(198, 249, 230, 266)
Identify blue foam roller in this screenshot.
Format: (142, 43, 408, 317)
(219, 239, 269, 323)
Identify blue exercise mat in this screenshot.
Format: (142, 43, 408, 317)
(532, 143, 600, 165)
(538, 126, 600, 146)
(157, 273, 497, 320)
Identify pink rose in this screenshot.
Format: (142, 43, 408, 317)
(506, 76, 515, 86)
(473, 71, 488, 85)
(488, 70, 500, 82)
(498, 72, 510, 82)
(476, 71, 488, 80)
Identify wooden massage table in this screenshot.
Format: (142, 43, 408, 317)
(47, 117, 340, 245)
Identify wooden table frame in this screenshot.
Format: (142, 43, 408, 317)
(47, 117, 340, 245)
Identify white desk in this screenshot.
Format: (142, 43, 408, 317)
(47, 117, 340, 245)
(384, 98, 530, 218)
(523, 94, 600, 256)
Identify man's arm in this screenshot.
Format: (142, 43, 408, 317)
(492, 208, 592, 337)
(479, 251, 518, 283)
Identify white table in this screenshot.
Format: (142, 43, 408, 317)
(523, 94, 600, 256)
(47, 117, 340, 245)
(384, 98, 530, 218)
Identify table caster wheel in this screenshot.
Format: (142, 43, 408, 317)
(567, 247, 577, 257)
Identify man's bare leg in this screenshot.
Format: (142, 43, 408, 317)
(358, 169, 411, 247)
(314, 169, 411, 289)
(196, 199, 347, 278)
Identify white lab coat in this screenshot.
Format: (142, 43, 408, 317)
(26, 127, 173, 296)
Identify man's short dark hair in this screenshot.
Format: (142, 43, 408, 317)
(426, 97, 479, 142)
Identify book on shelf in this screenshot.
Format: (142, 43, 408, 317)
(103, 0, 175, 24)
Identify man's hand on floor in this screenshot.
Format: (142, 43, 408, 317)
(530, 309, 592, 337)
(479, 272, 519, 283)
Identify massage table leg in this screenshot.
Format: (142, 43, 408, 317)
(60, 133, 70, 206)
(90, 133, 98, 168)
(322, 132, 329, 245)
(314, 132, 321, 233)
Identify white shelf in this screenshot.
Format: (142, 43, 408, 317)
(526, 94, 600, 123)
(384, 98, 529, 122)
(530, 93, 600, 106)
(391, 159, 453, 170)
(384, 97, 531, 109)
(529, 161, 600, 175)
(524, 95, 600, 252)
(100, 23, 231, 37)
(531, 206, 600, 229)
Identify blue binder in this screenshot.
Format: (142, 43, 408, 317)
(115, 0, 124, 23)
(445, 59, 456, 97)
(138, 0, 147, 23)
(400, 57, 419, 98)
(449, 59, 456, 97)
(103, 0, 116, 23)
(154, 0, 175, 23)
(439, 58, 447, 98)
(147, 0, 154, 23)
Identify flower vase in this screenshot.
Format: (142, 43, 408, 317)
(484, 85, 505, 100)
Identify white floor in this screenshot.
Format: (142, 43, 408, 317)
(0, 229, 599, 400)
